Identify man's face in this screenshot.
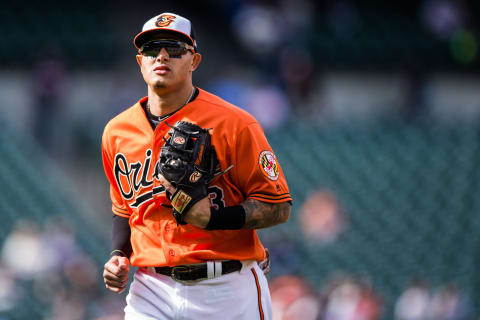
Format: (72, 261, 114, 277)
(136, 35, 201, 90)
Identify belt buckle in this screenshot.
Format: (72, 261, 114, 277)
(171, 266, 190, 281)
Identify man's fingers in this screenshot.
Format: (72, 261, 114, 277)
(103, 271, 128, 283)
(158, 174, 175, 193)
(105, 277, 128, 288)
(104, 262, 129, 276)
(113, 264, 129, 275)
(104, 268, 129, 292)
(105, 279, 127, 289)
(105, 283, 127, 294)
(103, 258, 129, 294)
(118, 257, 129, 270)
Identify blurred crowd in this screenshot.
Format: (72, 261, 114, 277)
(11, 0, 478, 156)
(262, 187, 477, 320)
(0, 219, 125, 320)
(10, 0, 477, 161)
(206, 0, 480, 128)
(1, 217, 474, 320)
(270, 273, 381, 320)
(394, 278, 474, 320)
(268, 273, 475, 320)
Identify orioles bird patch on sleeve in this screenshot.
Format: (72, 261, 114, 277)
(259, 151, 279, 181)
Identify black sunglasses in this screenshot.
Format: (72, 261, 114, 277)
(139, 40, 195, 58)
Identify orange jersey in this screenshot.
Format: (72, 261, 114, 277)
(102, 88, 292, 267)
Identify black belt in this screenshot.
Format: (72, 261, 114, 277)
(154, 260, 242, 281)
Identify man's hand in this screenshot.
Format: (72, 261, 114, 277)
(157, 121, 219, 225)
(259, 248, 271, 275)
(103, 256, 130, 294)
(159, 175, 211, 228)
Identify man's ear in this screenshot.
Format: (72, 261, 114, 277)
(191, 53, 202, 72)
(136, 54, 143, 67)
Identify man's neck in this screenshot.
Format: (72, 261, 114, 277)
(147, 85, 195, 116)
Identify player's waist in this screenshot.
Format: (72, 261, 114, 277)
(141, 260, 242, 282)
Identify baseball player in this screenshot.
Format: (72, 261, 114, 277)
(101, 12, 292, 320)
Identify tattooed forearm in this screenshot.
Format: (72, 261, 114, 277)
(241, 199, 291, 229)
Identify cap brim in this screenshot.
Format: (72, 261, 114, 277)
(134, 28, 194, 49)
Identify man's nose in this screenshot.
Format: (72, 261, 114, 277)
(156, 47, 169, 62)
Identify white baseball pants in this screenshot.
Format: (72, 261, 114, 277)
(124, 260, 272, 320)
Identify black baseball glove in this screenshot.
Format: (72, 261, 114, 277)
(157, 121, 219, 225)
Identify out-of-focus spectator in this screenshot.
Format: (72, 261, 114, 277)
(48, 291, 87, 320)
(31, 216, 92, 307)
(90, 294, 126, 320)
(232, 4, 283, 57)
(1, 220, 49, 280)
(421, 0, 465, 39)
(63, 253, 99, 292)
(207, 73, 291, 130)
(230, 0, 314, 56)
(0, 217, 127, 319)
(270, 275, 320, 320)
(299, 190, 347, 245)
(0, 263, 20, 312)
(429, 283, 474, 320)
(226, 0, 314, 121)
(279, 46, 315, 111)
(319, 274, 382, 320)
(244, 83, 291, 130)
(260, 232, 303, 276)
(206, 73, 252, 111)
(42, 216, 82, 271)
(395, 279, 475, 320)
(31, 46, 66, 151)
(394, 278, 431, 320)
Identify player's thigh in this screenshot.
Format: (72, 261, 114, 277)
(124, 269, 175, 320)
(242, 262, 272, 320)
(185, 261, 272, 320)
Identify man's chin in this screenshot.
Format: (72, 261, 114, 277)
(153, 81, 167, 89)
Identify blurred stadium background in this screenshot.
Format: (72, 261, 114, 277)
(1, 0, 479, 319)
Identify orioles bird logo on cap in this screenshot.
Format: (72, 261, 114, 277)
(156, 14, 176, 27)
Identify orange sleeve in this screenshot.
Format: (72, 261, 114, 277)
(234, 122, 292, 203)
(101, 128, 131, 218)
